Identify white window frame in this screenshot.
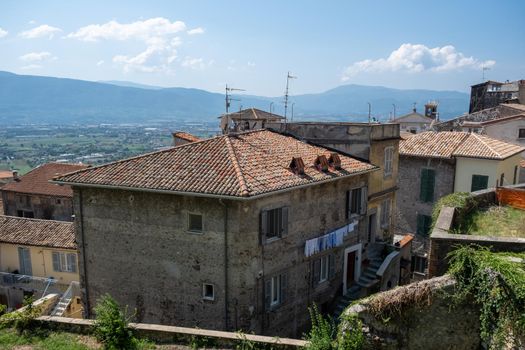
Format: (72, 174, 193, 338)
(384, 147, 394, 177)
(53, 252, 77, 273)
(187, 212, 203, 233)
(202, 283, 215, 301)
(319, 255, 329, 283)
(270, 275, 281, 307)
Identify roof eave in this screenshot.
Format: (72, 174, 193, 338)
(51, 166, 379, 201)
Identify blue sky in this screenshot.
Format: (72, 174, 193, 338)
(0, 0, 524, 96)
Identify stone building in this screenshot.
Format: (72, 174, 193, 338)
(391, 104, 436, 134)
(397, 132, 524, 275)
(0, 171, 14, 187)
(220, 108, 284, 134)
(54, 130, 380, 336)
(1, 163, 88, 221)
(267, 122, 400, 245)
(469, 79, 525, 113)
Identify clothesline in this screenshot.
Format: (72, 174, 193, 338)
(304, 220, 358, 257)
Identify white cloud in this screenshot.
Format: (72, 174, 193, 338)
(187, 27, 204, 35)
(0, 27, 7, 38)
(19, 51, 55, 62)
(21, 64, 42, 70)
(181, 56, 213, 70)
(96, 60, 105, 66)
(68, 18, 190, 73)
(342, 43, 496, 81)
(19, 24, 62, 39)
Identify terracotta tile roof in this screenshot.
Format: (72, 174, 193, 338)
(2, 163, 89, 197)
(0, 171, 13, 180)
(224, 108, 284, 120)
(171, 131, 201, 143)
(400, 131, 525, 160)
(0, 215, 75, 249)
(54, 130, 377, 198)
(520, 160, 525, 168)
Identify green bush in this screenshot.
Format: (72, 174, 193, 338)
(93, 294, 138, 350)
(0, 295, 42, 334)
(431, 192, 470, 228)
(304, 304, 336, 350)
(337, 313, 364, 350)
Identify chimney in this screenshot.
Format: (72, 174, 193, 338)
(314, 155, 329, 172)
(12, 170, 19, 181)
(328, 153, 342, 170)
(289, 157, 305, 175)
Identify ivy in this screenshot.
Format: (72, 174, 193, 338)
(447, 245, 525, 349)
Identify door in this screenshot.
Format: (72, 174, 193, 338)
(368, 213, 377, 243)
(18, 247, 32, 276)
(346, 251, 356, 286)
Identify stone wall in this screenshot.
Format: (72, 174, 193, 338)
(396, 156, 455, 234)
(74, 173, 371, 337)
(1, 191, 74, 221)
(344, 276, 481, 349)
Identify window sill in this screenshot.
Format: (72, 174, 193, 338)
(187, 230, 204, 235)
(202, 297, 215, 302)
(264, 236, 282, 244)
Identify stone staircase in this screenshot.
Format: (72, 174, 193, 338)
(356, 257, 382, 289)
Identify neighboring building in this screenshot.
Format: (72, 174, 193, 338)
(268, 122, 400, 244)
(398, 131, 524, 236)
(172, 131, 201, 146)
(392, 103, 437, 134)
(469, 79, 525, 113)
(54, 129, 383, 336)
(1, 163, 88, 221)
(220, 108, 284, 134)
(0, 171, 14, 187)
(0, 215, 78, 308)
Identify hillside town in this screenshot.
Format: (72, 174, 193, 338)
(0, 76, 524, 348)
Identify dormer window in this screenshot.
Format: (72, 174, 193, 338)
(289, 157, 305, 175)
(328, 153, 342, 170)
(314, 155, 329, 172)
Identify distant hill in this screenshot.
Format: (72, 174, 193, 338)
(0, 71, 469, 125)
(98, 80, 165, 90)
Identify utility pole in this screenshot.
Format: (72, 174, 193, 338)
(392, 103, 396, 120)
(291, 102, 295, 122)
(367, 102, 371, 124)
(283, 72, 297, 122)
(225, 84, 245, 115)
(269, 102, 274, 116)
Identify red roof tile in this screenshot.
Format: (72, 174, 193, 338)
(400, 131, 525, 160)
(54, 130, 377, 198)
(0, 171, 13, 179)
(0, 215, 75, 249)
(2, 163, 89, 197)
(172, 131, 201, 143)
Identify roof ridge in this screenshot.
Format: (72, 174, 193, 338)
(0, 214, 73, 225)
(224, 136, 250, 197)
(449, 132, 471, 156)
(252, 108, 258, 119)
(470, 133, 501, 158)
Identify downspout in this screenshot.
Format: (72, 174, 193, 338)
(219, 199, 229, 330)
(78, 189, 91, 318)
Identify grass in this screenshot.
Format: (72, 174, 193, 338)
(0, 328, 94, 349)
(468, 205, 525, 237)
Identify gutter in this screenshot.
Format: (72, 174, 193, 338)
(219, 199, 229, 330)
(50, 167, 379, 201)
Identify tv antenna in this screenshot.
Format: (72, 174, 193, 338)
(283, 72, 297, 122)
(482, 65, 490, 82)
(225, 84, 245, 114)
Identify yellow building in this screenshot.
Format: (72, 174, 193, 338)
(0, 215, 78, 309)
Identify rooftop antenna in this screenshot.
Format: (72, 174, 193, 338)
(367, 102, 371, 124)
(412, 102, 417, 112)
(482, 65, 490, 82)
(283, 72, 297, 122)
(225, 84, 245, 115)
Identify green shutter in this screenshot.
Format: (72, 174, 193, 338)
(417, 214, 432, 236)
(420, 169, 435, 202)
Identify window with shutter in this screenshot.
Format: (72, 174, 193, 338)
(52, 252, 60, 272)
(384, 147, 394, 177)
(419, 168, 435, 202)
(265, 272, 287, 310)
(52, 252, 78, 272)
(471, 175, 489, 192)
(260, 207, 289, 243)
(347, 187, 366, 216)
(416, 214, 432, 236)
(18, 247, 32, 275)
(381, 199, 391, 228)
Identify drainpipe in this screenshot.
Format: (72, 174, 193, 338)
(219, 199, 229, 330)
(78, 190, 91, 318)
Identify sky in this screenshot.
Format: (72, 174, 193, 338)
(0, 0, 524, 96)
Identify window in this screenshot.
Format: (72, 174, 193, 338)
(411, 256, 428, 274)
(384, 147, 394, 177)
(518, 129, 525, 139)
(18, 247, 32, 275)
(264, 273, 287, 309)
(471, 174, 489, 192)
(312, 254, 335, 286)
(52, 252, 77, 273)
(416, 214, 432, 236)
(188, 213, 203, 233)
(202, 283, 215, 301)
(56, 198, 62, 205)
(499, 173, 505, 187)
(16, 210, 34, 218)
(347, 187, 367, 218)
(17, 195, 30, 207)
(380, 199, 391, 228)
(514, 166, 518, 185)
(419, 168, 435, 202)
(260, 207, 289, 242)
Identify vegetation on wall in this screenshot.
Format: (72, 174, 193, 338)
(448, 245, 525, 349)
(431, 192, 470, 229)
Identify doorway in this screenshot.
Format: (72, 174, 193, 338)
(368, 213, 377, 243)
(343, 244, 362, 294)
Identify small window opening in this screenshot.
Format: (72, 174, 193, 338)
(188, 213, 203, 232)
(202, 284, 215, 300)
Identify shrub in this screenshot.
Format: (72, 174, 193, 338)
(304, 304, 336, 350)
(0, 295, 42, 334)
(431, 192, 470, 228)
(337, 313, 364, 350)
(93, 294, 137, 350)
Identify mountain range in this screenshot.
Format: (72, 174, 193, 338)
(0, 71, 470, 125)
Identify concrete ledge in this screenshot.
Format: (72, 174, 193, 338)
(35, 316, 308, 348)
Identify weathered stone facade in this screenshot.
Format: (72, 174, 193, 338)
(74, 174, 371, 337)
(396, 156, 455, 234)
(1, 191, 74, 221)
